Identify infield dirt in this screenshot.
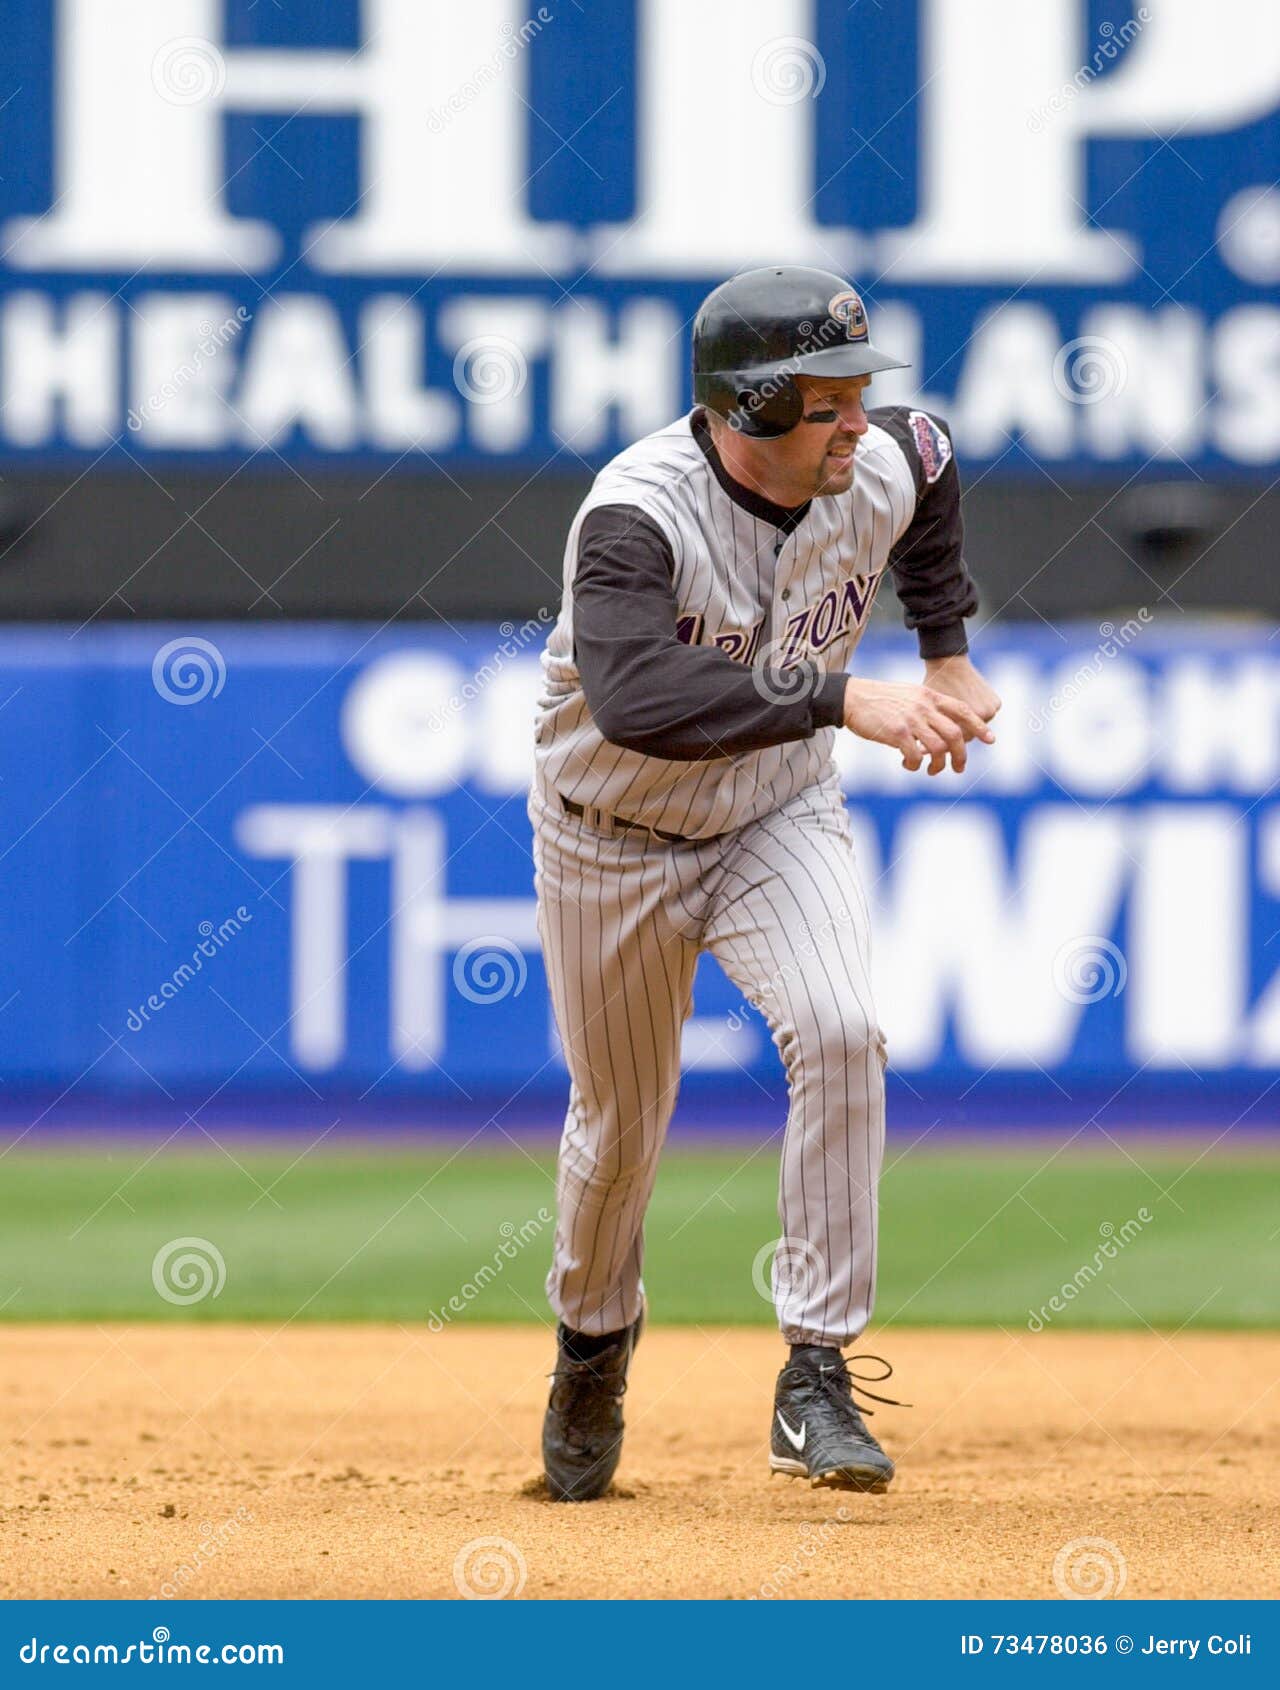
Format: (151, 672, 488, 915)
(1, 1325, 1275, 1600)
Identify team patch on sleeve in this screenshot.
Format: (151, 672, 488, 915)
(908, 411, 953, 485)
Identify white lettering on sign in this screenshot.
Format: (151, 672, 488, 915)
(230, 643, 1280, 1078)
(129, 293, 242, 446)
(593, 0, 837, 274)
(234, 788, 1280, 1075)
(8, 0, 278, 270)
(1, 293, 117, 446)
(236, 298, 360, 449)
(849, 807, 1131, 1068)
(390, 810, 540, 1069)
(883, 0, 1280, 283)
(0, 289, 1254, 462)
(1212, 306, 1280, 465)
(234, 805, 393, 1068)
(950, 305, 1077, 458)
(1129, 807, 1245, 1065)
(1162, 658, 1280, 794)
(1080, 306, 1206, 461)
(7, 0, 567, 274)
(551, 302, 681, 452)
(0, 291, 691, 455)
(340, 652, 473, 797)
(1082, 0, 1280, 132)
(436, 298, 551, 452)
(8, 0, 1279, 280)
(881, 0, 1129, 282)
(1043, 659, 1154, 796)
(236, 803, 538, 1070)
(306, 0, 569, 274)
(360, 297, 459, 453)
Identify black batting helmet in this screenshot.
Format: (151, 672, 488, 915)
(692, 265, 908, 439)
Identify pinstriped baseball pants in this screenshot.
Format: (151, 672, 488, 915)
(529, 774, 886, 1349)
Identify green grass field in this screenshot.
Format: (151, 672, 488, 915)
(0, 1141, 1275, 1328)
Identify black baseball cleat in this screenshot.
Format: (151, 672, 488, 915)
(542, 1310, 643, 1502)
(769, 1347, 900, 1493)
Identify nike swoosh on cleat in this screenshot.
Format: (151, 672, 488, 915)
(776, 1410, 807, 1452)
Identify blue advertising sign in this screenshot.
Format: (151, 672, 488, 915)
(1, 618, 1278, 1120)
(0, 1, 1277, 476)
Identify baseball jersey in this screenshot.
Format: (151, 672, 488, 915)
(533, 405, 978, 841)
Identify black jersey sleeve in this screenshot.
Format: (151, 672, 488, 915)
(869, 406, 979, 659)
(571, 503, 848, 762)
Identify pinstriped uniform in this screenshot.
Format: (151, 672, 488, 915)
(531, 410, 922, 1348)
(535, 412, 917, 839)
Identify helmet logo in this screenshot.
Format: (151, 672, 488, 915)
(827, 288, 868, 343)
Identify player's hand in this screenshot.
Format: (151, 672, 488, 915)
(841, 674, 995, 775)
(921, 655, 1002, 730)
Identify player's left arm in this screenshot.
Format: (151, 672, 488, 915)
(867, 405, 1001, 739)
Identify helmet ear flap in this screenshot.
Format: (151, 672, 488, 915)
(692, 369, 805, 439)
(723, 376, 805, 439)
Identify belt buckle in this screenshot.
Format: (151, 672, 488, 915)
(561, 795, 615, 836)
(560, 793, 682, 844)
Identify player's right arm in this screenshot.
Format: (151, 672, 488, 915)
(570, 503, 849, 762)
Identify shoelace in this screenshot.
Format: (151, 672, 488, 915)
(548, 1354, 629, 1412)
(813, 1352, 910, 1417)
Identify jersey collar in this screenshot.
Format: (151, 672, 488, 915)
(691, 408, 813, 535)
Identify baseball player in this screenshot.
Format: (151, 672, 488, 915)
(530, 266, 1000, 1501)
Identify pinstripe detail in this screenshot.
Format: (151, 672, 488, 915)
(534, 411, 918, 840)
(532, 409, 918, 1348)
(532, 780, 885, 1348)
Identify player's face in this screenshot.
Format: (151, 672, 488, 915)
(781, 374, 872, 497)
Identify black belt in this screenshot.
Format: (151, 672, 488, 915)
(559, 795, 694, 845)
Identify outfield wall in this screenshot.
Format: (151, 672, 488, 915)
(2, 620, 1278, 1126)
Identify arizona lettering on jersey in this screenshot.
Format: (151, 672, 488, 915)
(681, 567, 880, 669)
(533, 404, 974, 841)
